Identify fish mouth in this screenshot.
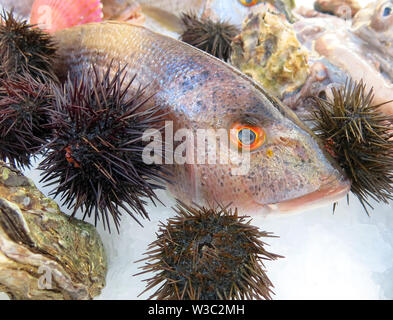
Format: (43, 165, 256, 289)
(265, 177, 351, 213)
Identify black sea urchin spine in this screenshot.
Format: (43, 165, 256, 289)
(0, 11, 58, 168)
(0, 11, 57, 82)
(136, 201, 282, 300)
(0, 73, 53, 168)
(181, 13, 239, 61)
(311, 79, 393, 213)
(39, 65, 168, 232)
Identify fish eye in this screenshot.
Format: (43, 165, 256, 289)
(230, 122, 265, 151)
(239, 0, 259, 7)
(239, 128, 256, 145)
(383, 5, 392, 16)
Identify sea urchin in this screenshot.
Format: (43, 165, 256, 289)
(311, 79, 393, 213)
(39, 65, 168, 232)
(0, 73, 53, 168)
(180, 13, 239, 61)
(136, 201, 282, 300)
(0, 10, 57, 82)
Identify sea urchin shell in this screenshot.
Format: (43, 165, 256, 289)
(180, 13, 239, 61)
(311, 79, 393, 213)
(136, 201, 282, 300)
(39, 65, 167, 232)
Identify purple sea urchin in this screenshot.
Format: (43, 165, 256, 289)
(0, 73, 53, 168)
(0, 11, 57, 82)
(39, 65, 168, 232)
(136, 201, 282, 300)
(0, 11, 57, 168)
(311, 79, 393, 213)
(180, 13, 239, 61)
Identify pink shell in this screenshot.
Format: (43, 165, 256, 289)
(30, 0, 103, 33)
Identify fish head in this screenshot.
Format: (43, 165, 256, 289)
(369, 0, 393, 32)
(172, 78, 351, 214)
(352, 0, 393, 54)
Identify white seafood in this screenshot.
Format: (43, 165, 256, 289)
(294, 2, 393, 116)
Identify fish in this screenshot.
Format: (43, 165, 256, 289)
(101, 0, 145, 24)
(52, 21, 350, 214)
(136, 0, 206, 35)
(292, 2, 393, 116)
(352, 0, 393, 81)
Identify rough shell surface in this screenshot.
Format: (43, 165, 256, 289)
(0, 162, 107, 300)
(230, 10, 310, 99)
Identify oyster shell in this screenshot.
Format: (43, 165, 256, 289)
(0, 162, 107, 300)
(230, 9, 310, 99)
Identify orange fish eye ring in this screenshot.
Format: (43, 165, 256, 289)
(239, 0, 260, 7)
(230, 122, 266, 151)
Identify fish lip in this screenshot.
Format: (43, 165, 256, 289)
(266, 178, 351, 213)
